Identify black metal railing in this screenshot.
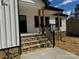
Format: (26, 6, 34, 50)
(44, 26, 55, 47)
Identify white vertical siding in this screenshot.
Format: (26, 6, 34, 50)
(1, 5, 7, 48)
(10, 0, 17, 46)
(0, 2, 2, 49)
(5, 0, 12, 47)
(15, 0, 20, 46)
(0, 0, 19, 49)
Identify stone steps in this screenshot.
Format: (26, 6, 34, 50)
(21, 35, 52, 52)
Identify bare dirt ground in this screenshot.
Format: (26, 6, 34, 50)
(56, 36, 79, 56)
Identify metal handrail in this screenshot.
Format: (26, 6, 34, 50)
(44, 27, 55, 47)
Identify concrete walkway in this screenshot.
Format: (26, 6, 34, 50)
(21, 47, 79, 59)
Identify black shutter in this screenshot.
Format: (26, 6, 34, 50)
(41, 16, 44, 27)
(60, 17, 62, 27)
(34, 16, 39, 27)
(45, 17, 49, 27)
(55, 17, 59, 27)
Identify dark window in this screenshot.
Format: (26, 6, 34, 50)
(34, 16, 49, 27)
(19, 15, 27, 33)
(55, 17, 62, 27)
(34, 16, 39, 27)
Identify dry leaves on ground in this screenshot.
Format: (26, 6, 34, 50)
(56, 36, 79, 56)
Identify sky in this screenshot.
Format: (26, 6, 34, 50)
(48, 0, 79, 15)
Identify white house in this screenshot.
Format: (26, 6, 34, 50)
(19, 0, 64, 34)
(0, 0, 66, 49)
(52, 13, 68, 32)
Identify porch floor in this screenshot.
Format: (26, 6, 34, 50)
(21, 47, 79, 59)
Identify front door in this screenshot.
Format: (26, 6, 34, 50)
(19, 15, 27, 33)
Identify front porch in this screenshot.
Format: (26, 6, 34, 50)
(19, 0, 67, 55)
(18, 0, 71, 59)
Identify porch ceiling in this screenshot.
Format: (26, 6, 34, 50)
(21, 0, 35, 3)
(19, 0, 59, 16)
(19, 3, 58, 16)
(19, 0, 44, 9)
(44, 10, 59, 16)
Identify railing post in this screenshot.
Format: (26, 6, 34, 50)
(52, 30, 55, 47)
(42, 9, 45, 34)
(38, 9, 41, 33)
